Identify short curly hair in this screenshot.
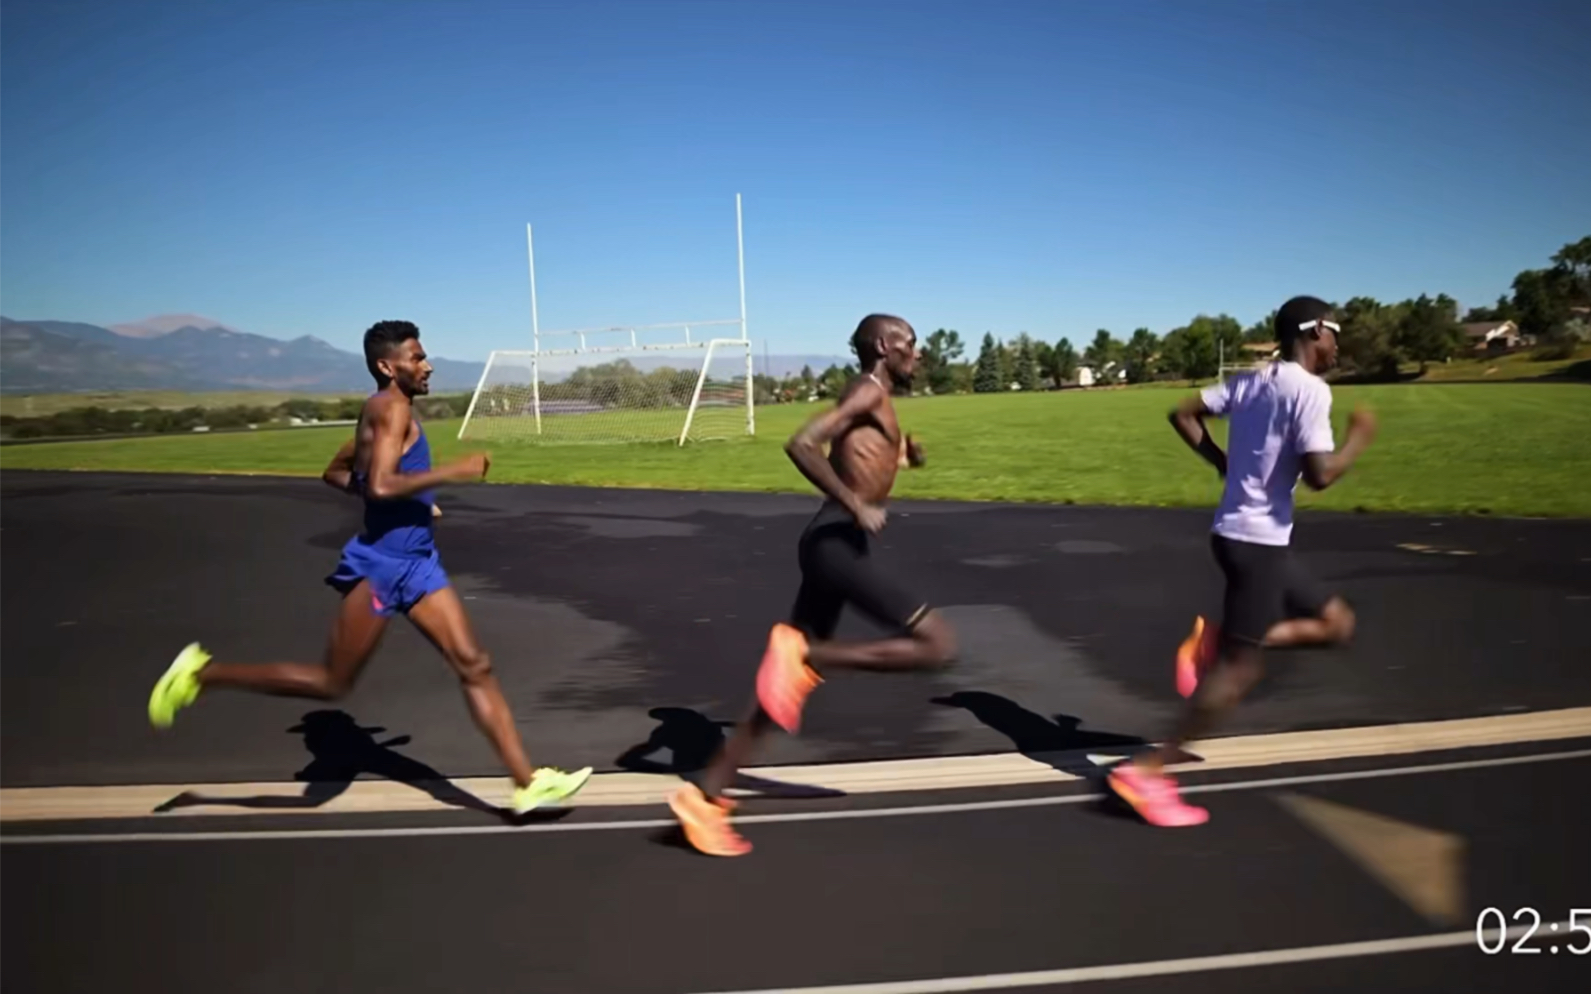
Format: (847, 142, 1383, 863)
(363, 320, 420, 383)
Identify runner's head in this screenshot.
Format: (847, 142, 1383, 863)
(364, 320, 433, 395)
(850, 314, 920, 389)
(1275, 296, 1339, 374)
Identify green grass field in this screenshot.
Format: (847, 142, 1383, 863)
(3, 383, 1588, 517)
(1397, 346, 1591, 383)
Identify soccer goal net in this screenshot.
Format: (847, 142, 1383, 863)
(1217, 361, 1265, 382)
(458, 331, 753, 444)
(459, 194, 756, 446)
(1218, 343, 1277, 382)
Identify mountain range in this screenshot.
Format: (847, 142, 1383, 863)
(0, 315, 488, 395)
(0, 313, 852, 396)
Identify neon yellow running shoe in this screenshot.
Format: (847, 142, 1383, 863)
(511, 766, 594, 814)
(148, 642, 212, 729)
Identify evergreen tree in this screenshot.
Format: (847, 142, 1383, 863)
(1014, 333, 1041, 390)
(973, 333, 1003, 393)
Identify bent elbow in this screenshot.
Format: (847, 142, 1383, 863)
(1300, 454, 1336, 492)
(1170, 408, 1203, 434)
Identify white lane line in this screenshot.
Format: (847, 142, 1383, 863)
(683, 922, 1567, 994)
(6, 705, 1589, 823)
(4, 746, 1586, 846)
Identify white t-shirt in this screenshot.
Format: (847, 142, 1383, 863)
(1200, 361, 1335, 547)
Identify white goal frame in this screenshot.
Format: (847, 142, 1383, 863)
(1217, 339, 1276, 382)
(457, 195, 755, 446)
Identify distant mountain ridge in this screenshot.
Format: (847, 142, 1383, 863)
(110, 314, 244, 338)
(0, 315, 487, 395)
(0, 313, 854, 396)
(755, 353, 854, 378)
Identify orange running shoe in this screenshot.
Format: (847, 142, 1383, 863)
(669, 783, 752, 857)
(1175, 615, 1219, 699)
(755, 623, 822, 733)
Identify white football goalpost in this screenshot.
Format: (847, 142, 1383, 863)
(458, 195, 755, 445)
(1217, 338, 1274, 382)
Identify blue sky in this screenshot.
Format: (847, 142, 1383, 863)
(3, 0, 1587, 361)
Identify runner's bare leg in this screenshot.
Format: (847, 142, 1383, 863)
(199, 581, 387, 699)
(407, 586, 536, 789)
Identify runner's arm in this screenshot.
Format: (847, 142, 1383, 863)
(321, 437, 358, 493)
(902, 434, 926, 468)
(366, 400, 485, 501)
(1301, 405, 1375, 491)
(1169, 395, 1228, 478)
(785, 379, 885, 516)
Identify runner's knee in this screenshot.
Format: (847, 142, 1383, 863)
(452, 647, 494, 685)
(1322, 599, 1355, 644)
(913, 612, 957, 667)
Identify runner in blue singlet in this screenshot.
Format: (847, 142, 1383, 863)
(325, 414, 448, 617)
(148, 320, 591, 815)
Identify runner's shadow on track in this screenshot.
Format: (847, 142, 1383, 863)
(931, 692, 1176, 825)
(931, 691, 1147, 777)
(153, 710, 561, 824)
(617, 706, 845, 800)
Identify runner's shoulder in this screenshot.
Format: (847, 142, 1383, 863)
(839, 374, 887, 407)
(363, 391, 411, 424)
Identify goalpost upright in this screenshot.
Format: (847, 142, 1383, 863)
(528, 220, 542, 435)
(738, 192, 754, 439)
(458, 194, 754, 445)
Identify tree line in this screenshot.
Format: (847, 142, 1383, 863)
(757, 234, 1589, 399)
(0, 394, 472, 440)
(6, 235, 1585, 434)
(466, 359, 746, 417)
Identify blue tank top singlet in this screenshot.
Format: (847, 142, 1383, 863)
(350, 418, 436, 558)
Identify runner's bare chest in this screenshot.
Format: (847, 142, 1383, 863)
(832, 385, 905, 504)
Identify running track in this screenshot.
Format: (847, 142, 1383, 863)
(3, 471, 1589, 992)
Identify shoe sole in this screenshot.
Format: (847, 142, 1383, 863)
(1108, 771, 1209, 828)
(756, 625, 813, 733)
(514, 767, 594, 814)
(148, 643, 207, 729)
(668, 790, 752, 857)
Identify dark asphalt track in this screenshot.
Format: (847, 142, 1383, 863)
(3, 471, 1590, 993)
(3, 471, 1589, 787)
(5, 748, 1588, 993)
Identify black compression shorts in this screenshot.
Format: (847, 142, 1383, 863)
(1211, 533, 1332, 646)
(789, 501, 930, 640)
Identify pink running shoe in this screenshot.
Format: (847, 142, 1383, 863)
(1107, 764, 1209, 827)
(1175, 615, 1219, 699)
(755, 623, 822, 733)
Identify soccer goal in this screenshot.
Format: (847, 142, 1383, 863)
(458, 196, 755, 446)
(1217, 360, 1265, 383)
(1217, 340, 1276, 382)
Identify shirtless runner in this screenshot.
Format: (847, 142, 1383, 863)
(668, 314, 959, 856)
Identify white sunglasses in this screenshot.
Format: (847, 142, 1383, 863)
(1298, 319, 1341, 335)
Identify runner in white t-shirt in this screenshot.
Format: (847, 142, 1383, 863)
(1108, 295, 1377, 827)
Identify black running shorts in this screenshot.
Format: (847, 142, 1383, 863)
(789, 501, 930, 640)
(1211, 534, 1332, 646)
